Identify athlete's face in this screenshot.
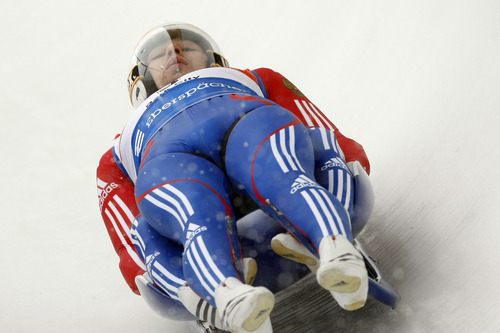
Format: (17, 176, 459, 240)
(147, 39, 208, 88)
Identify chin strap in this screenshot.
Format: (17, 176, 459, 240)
(208, 50, 229, 67)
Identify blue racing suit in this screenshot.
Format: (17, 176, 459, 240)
(114, 67, 355, 306)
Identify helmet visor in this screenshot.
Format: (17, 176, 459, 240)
(133, 23, 226, 89)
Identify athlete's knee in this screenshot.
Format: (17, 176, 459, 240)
(135, 153, 234, 236)
(308, 127, 346, 161)
(136, 152, 228, 198)
(224, 106, 315, 179)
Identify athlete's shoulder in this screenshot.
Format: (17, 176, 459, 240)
(251, 68, 306, 97)
(191, 67, 264, 95)
(252, 67, 286, 83)
(98, 145, 117, 172)
(97, 138, 131, 183)
(252, 67, 279, 78)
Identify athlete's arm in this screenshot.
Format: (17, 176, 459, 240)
(97, 147, 146, 294)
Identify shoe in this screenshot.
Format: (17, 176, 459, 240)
(178, 285, 224, 330)
(242, 257, 258, 285)
(178, 257, 258, 331)
(250, 317, 273, 332)
(181, 291, 273, 333)
(192, 317, 272, 333)
(271, 233, 368, 311)
(215, 277, 275, 332)
(271, 233, 319, 273)
(316, 234, 368, 311)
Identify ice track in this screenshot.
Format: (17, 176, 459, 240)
(272, 275, 398, 332)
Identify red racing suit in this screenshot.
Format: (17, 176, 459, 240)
(96, 67, 370, 295)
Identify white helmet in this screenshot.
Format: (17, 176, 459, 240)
(127, 22, 229, 108)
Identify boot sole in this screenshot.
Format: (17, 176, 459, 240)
(317, 263, 362, 293)
(329, 283, 368, 311)
(343, 300, 366, 311)
(241, 290, 275, 332)
(244, 258, 258, 285)
(271, 237, 318, 266)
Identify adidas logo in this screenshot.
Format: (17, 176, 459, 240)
(185, 223, 207, 248)
(97, 177, 118, 210)
(320, 157, 349, 171)
(290, 175, 322, 194)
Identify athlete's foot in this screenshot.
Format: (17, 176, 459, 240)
(271, 232, 319, 273)
(316, 234, 368, 310)
(215, 277, 275, 332)
(178, 285, 223, 329)
(243, 257, 258, 285)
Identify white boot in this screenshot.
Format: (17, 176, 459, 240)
(271, 233, 368, 311)
(178, 285, 224, 329)
(242, 257, 258, 285)
(271, 233, 319, 273)
(178, 258, 259, 330)
(215, 277, 274, 332)
(251, 317, 273, 332)
(316, 234, 368, 311)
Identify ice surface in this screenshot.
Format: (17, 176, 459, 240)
(1, 0, 499, 332)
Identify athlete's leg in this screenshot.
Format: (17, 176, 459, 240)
(309, 127, 375, 237)
(268, 126, 360, 273)
(224, 106, 353, 250)
(224, 106, 368, 311)
(237, 209, 310, 292)
(135, 152, 243, 306)
(308, 127, 354, 220)
(134, 96, 279, 330)
(130, 216, 186, 303)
